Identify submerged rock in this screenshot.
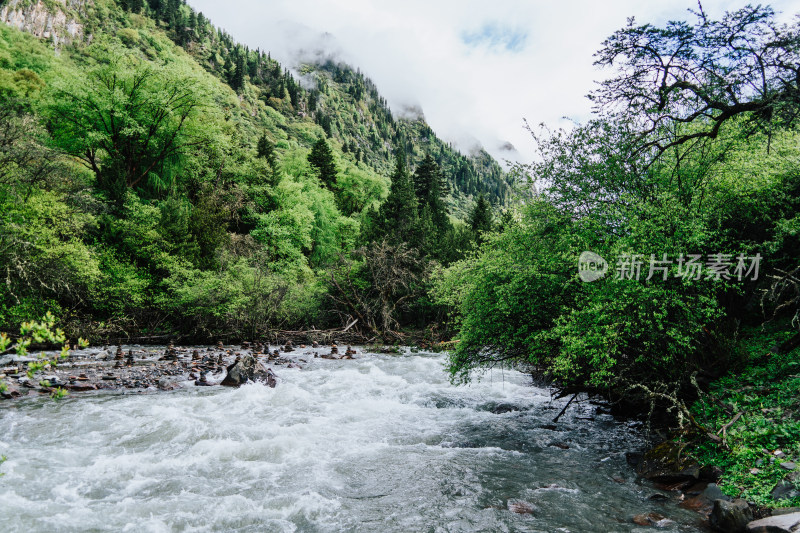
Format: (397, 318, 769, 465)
(220, 354, 277, 388)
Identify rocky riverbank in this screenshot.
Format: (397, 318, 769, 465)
(631, 441, 800, 532)
(0, 340, 360, 400)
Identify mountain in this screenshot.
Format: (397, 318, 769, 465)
(0, 0, 510, 211)
(0, 0, 509, 339)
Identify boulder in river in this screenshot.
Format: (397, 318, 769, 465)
(710, 498, 753, 533)
(220, 354, 277, 388)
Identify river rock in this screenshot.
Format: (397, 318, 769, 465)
(745, 512, 800, 532)
(1, 383, 21, 399)
(632, 512, 673, 527)
(220, 355, 277, 388)
(710, 498, 753, 533)
(637, 442, 700, 483)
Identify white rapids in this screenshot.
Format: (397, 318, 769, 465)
(0, 349, 704, 532)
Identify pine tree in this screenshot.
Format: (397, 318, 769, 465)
(364, 153, 419, 245)
(307, 137, 337, 188)
(413, 154, 449, 231)
(468, 193, 493, 242)
(231, 54, 245, 92)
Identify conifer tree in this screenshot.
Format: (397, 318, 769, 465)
(468, 193, 493, 243)
(413, 154, 449, 231)
(257, 133, 279, 181)
(307, 137, 337, 188)
(364, 153, 419, 246)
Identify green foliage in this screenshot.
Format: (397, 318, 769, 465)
(46, 44, 216, 205)
(687, 325, 800, 507)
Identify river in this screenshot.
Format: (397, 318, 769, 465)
(0, 349, 704, 532)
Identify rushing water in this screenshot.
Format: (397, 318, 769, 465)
(0, 349, 703, 532)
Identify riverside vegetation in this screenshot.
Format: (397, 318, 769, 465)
(0, 0, 799, 516)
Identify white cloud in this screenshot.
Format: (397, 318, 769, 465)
(188, 0, 800, 166)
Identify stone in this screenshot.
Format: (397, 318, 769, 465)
(780, 463, 797, 471)
(745, 512, 800, 533)
(194, 371, 212, 387)
(772, 472, 800, 501)
(507, 500, 536, 515)
(220, 354, 277, 388)
(632, 512, 666, 526)
(710, 498, 753, 533)
(0, 384, 21, 399)
(637, 442, 700, 483)
(66, 382, 96, 392)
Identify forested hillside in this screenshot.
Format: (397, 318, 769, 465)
(0, 0, 505, 340)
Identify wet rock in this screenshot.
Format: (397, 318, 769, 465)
(194, 371, 212, 387)
(157, 378, 179, 391)
(548, 441, 570, 450)
(507, 500, 536, 515)
(220, 354, 277, 388)
(745, 512, 800, 533)
(485, 403, 521, 414)
(780, 462, 797, 471)
(710, 498, 753, 533)
(680, 483, 728, 516)
(637, 442, 700, 483)
(1, 383, 21, 399)
(632, 512, 673, 527)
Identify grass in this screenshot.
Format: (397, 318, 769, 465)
(686, 323, 800, 507)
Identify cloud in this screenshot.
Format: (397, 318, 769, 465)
(187, 0, 800, 167)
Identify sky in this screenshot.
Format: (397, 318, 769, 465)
(188, 0, 800, 166)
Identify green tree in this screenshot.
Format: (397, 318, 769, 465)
(47, 49, 210, 205)
(468, 193, 493, 240)
(413, 154, 449, 231)
(363, 153, 419, 245)
(307, 137, 337, 188)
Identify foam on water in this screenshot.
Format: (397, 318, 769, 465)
(0, 350, 703, 532)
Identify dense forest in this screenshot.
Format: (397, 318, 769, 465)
(0, 0, 507, 343)
(1, 0, 799, 513)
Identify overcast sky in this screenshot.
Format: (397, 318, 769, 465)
(188, 0, 800, 166)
